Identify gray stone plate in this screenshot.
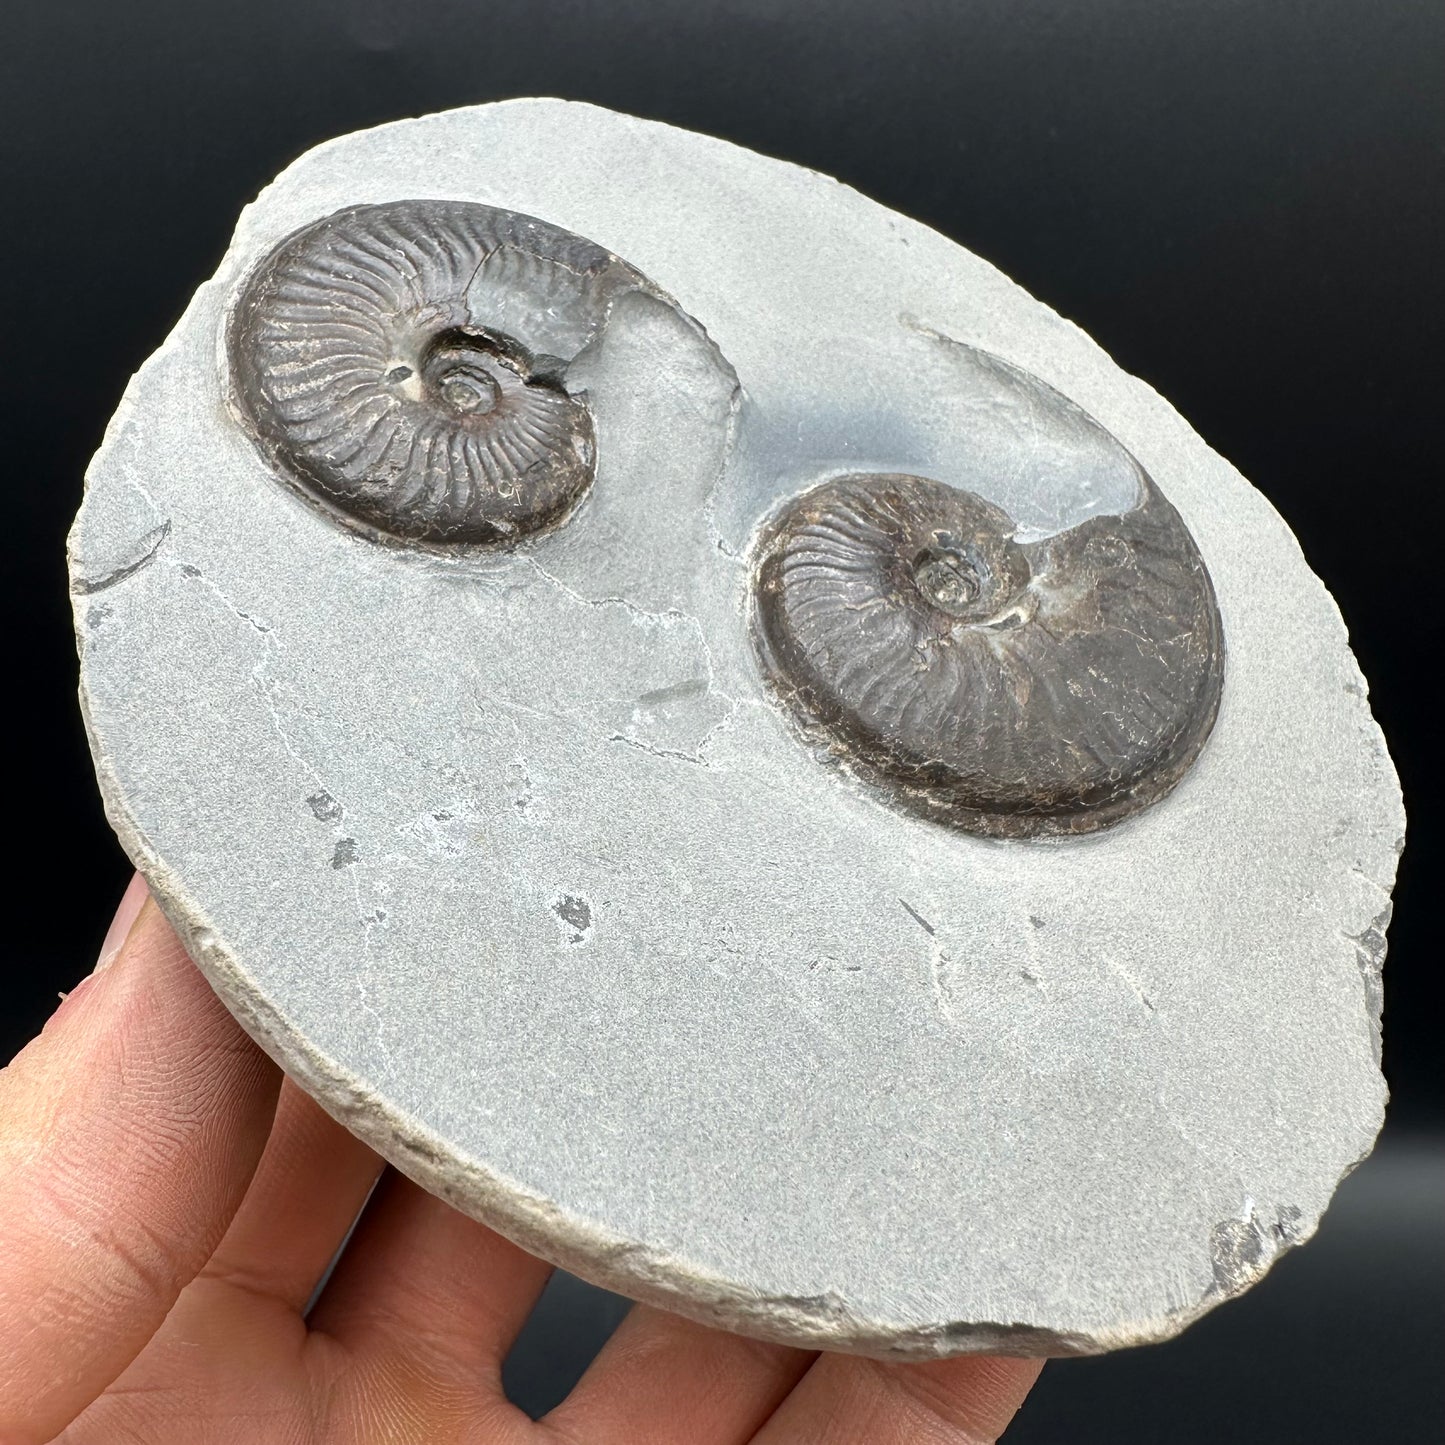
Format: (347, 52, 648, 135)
(69, 101, 1403, 1358)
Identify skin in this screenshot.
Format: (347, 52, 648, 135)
(0, 876, 1042, 1445)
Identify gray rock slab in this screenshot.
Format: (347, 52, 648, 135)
(69, 100, 1404, 1358)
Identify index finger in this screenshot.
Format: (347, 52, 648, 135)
(0, 879, 280, 1445)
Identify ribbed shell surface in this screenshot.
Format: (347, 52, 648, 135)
(753, 472, 1225, 836)
(228, 200, 641, 545)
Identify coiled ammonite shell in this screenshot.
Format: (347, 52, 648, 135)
(227, 199, 649, 545)
(752, 471, 1224, 836)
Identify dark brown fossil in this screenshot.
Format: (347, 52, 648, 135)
(227, 199, 648, 546)
(752, 471, 1224, 837)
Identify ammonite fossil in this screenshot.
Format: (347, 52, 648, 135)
(227, 199, 649, 545)
(752, 469, 1225, 836)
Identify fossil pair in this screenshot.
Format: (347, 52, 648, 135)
(230, 199, 1223, 841)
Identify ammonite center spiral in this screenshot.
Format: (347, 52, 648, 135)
(752, 472, 1224, 837)
(227, 199, 648, 545)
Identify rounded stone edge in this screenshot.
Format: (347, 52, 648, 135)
(66, 97, 1408, 1360)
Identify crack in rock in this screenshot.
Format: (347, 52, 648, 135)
(72, 520, 173, 594)
(1105, 955, 1157, 1014)
(505, 554, 748, 762)
(1345, 903, 1393, 1065)
(929, 941, 956, 1023)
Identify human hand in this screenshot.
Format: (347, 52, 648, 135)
(1, 876, 1042, 1444)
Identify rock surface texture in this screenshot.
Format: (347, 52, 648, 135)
(70, 101, 1404, 1358)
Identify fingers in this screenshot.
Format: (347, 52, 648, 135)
(541, 1305, 814, 1445)
(543, 1306, 1037, 1445)
(749, 1351, 1044, 1445)
(0, 882, 281, 1445)
(308, 1170, 553, 1423)
(198, 1077, 384, 1313)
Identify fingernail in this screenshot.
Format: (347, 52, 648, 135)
(52, 873, 151, 1025)
(96, 871, 150, 974)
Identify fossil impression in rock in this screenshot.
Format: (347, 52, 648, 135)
(70, 102, 1403, 1362)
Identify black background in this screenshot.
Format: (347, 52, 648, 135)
(2, 2, 1441, 1440)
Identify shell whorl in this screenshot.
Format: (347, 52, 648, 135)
(227, 199, 644, 545)
(752, 472, 1224, 837)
